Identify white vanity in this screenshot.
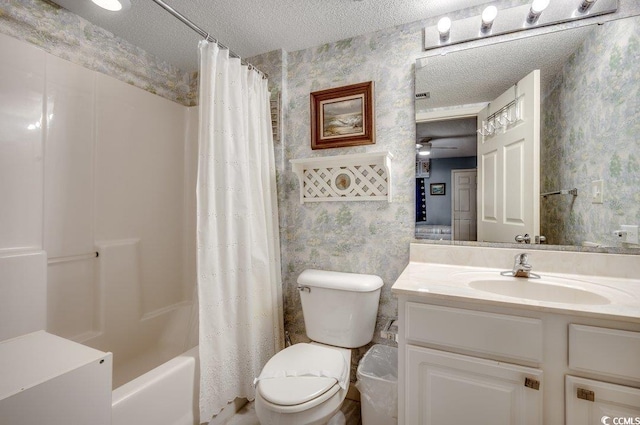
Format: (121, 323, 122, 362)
(392, 243, 640, 424)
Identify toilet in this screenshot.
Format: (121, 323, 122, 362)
(255, 269, 383, 425)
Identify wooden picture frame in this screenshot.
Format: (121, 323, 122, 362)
(430, 183, 446, 196)
(310, 81, 375, 150)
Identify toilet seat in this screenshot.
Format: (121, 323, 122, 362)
(256, 382, 341, 414)
(255, 343, 348, 409)
(260, 375, 338, 406)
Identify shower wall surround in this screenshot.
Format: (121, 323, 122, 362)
(249, 0, 640, 375)
(0, 0, 196, 106)
(541, 17, 640, 246)
(0, 29, 196, 363)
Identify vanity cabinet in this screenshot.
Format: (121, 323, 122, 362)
(397, 297, 640, 425)
(401, 302, 544, 424)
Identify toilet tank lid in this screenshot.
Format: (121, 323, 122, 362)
(297, 269, 383, 292)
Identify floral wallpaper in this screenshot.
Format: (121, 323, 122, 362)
(0, 0, 196, 106)
(248, 0, 538, 377)
(249, 2, 640, 379)
(279, 22, 421, 376)
(541, 16, 640, 246)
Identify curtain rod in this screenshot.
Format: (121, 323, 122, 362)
(149, 0, 268, 79)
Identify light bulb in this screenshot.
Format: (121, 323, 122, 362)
(579, 0, 596, 12)
(527, 0, 550, 23)
(531, 0, 550, 13)
(481, 6, 498, 32)
(438, 17, 452, 41)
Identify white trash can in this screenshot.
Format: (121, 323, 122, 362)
(356, 344, 398, 425)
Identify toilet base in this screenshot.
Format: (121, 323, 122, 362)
(254, 385, 346, 425)
(327, 410, 346, 425)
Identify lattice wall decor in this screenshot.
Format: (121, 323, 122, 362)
(291, 152, 393, 203)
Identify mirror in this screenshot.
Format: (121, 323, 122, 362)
(414, 15, 640, 252)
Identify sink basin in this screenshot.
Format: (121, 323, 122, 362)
(467, 277, 610, 305)
(451, 270, 613, 305)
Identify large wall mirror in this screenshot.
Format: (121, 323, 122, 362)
(414, 14, 640, 253)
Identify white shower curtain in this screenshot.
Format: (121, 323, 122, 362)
(196, 40, 284, 422)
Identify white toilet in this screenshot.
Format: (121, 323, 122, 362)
(255, 269, 383, 425)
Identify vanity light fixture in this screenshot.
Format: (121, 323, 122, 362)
(481, 6, 498, 32)
(437, 17, 452, 42)
(423, 0, 617, 52)
(91, 0, 131, 12)
(527, 0, 550, 24)
(579, 0, 597, 12)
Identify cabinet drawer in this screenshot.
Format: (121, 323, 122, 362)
(406, 303, 543, 363)
(569, 324, 640, 381)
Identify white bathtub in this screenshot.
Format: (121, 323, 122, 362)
(80, 298, 201, 425)
(112, 346, 200, 425)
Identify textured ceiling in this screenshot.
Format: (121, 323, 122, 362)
(416, 117, 477, 159)
(413, 23, 598, 159)
(51, 0, 494, 71)
(415, 24, 596, 111)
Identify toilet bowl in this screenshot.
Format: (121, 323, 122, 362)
(254, 269, 383, 425)
(255, 343, 351, 425)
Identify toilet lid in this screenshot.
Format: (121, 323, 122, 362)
(257, 344, 347, 406)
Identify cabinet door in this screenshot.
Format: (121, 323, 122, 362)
(406, 345, 543, 425)
(566, 376, 640, 425)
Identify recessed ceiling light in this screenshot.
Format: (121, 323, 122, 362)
(91, 0, 131, 12)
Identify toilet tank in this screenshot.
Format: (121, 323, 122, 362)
(297, 269, 383, 348)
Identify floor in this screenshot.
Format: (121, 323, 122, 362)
(225, 399, 362, 425)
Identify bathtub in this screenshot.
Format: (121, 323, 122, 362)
(112, 346, 200, 425)
(80, 299, 201, 425)
(110, 344, 248, 425)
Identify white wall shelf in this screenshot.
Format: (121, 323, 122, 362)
(291, 151, 393, 204)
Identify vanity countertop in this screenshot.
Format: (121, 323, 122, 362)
(392, 261, 640, 323)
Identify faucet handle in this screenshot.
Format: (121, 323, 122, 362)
(514, 252, 529, 265)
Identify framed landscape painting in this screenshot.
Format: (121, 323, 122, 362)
(430, 183, 446, 196)
(310, 81, 375, 150)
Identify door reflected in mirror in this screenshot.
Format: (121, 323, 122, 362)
(415, 15, 640, 251)
(415, 117, 477, 241)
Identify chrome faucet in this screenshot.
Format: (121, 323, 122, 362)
(512, 253, 532, 277)
(500, 253, 541, 278)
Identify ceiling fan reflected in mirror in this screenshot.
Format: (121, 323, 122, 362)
(416, 137, 459, 156)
